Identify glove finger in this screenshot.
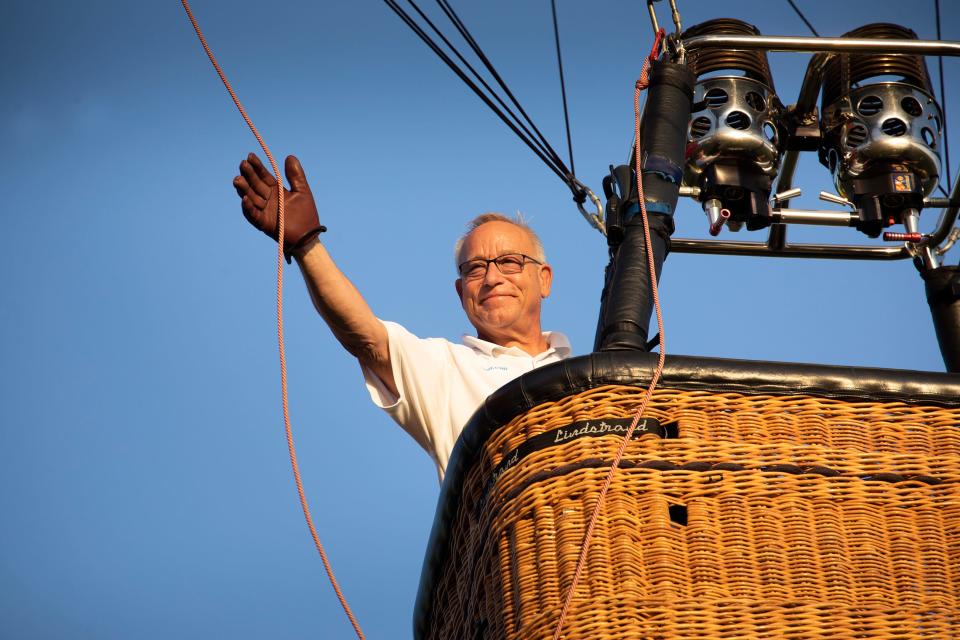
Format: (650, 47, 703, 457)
(285, 155, 313, 195)
(247, 153, 278, 188)
(244, 186, 268, 212)
(233, 175, 251, 198)
(240, 196, 259, 225)
(240, 158, 274, 201)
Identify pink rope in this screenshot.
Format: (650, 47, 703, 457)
(551, 28, 667, 640)
(180, 2, 365, 637)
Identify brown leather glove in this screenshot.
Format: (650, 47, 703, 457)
(233, 153, 325, 262)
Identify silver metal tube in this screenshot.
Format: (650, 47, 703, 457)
(668, 0, 682, 36)
(771, 209, 858, 226)
(937, 227, 960, 255)
(683, 34, 960, 56)
(772, 188, 802, 206)
(795, 52, 832, 116)
(703, 199, 728, 235)
(773, 151, 799, 206)
(773, 52, 831, 217)
(925, 173, 960, 248)
(775, 151, 799, 195)
(918, 245, 941, 270)
(671, 238, 909, 260)
(770, 148, 804, 253)
(766, 224, 787, 250)
(903, 209, 921, 235)
(820, 192, 853, 207)
(646, 0, 660, 40)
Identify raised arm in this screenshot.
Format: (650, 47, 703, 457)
(233, 153, 396, 395)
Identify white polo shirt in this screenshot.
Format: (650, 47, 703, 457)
(362, 320, 572, 482)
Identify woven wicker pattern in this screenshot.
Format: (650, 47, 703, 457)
(422, 386, 960, 639)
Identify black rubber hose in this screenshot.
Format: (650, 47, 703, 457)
(921, 264, 960, 372)
(594, 215, 672, 351)
(595, 61, 695, 351)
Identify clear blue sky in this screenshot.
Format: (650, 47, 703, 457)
(2, 0, 957, 638)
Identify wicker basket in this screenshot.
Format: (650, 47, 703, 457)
(414, 353, 960, 639)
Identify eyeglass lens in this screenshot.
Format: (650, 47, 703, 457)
(460, 254, 528, 279)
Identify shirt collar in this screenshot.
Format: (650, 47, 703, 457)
(461, 331, 572, 359)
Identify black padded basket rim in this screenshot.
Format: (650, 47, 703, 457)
(412, 352, 960, 638)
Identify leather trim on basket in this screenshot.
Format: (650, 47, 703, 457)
(412, 352, 960, 639)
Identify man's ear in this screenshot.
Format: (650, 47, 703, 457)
(538, 264, 553, 298)
(455, 278, 463, 301)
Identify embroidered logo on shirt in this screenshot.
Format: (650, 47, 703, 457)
(483, 365, 509, 372)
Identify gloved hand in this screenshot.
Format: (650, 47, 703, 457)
(233, 153, 325, 262)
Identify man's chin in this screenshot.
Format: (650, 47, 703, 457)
(471, 310, 518, 332)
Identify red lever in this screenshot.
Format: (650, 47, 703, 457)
(883, 231, 923, 242)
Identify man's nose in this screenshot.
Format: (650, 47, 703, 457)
(482, 261, 506, 286)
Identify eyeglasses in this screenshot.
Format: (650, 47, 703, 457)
(457, 253, 542, 281)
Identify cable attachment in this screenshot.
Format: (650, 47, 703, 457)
(645, 0, 661, 39)
(645, 3, 678, 61)
(667, 0, 683, 35)
(665, 33, 686, 64)
(573, 179, 605, 235)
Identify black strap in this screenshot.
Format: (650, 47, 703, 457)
(284, 224, 327, 264)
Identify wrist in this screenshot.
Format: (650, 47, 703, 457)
(286, 226, 326, 263)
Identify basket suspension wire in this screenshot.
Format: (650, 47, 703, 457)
(552, 28, 668, 640)
(387, 0, 566, 176)
(383, 0, 605, 229)
(382, 0, 573, 183)
(551, 0, 576, 179)
(179, 2, 365, 638)
(785, 0, 821, 37)
(549, 0, 605, 233)
(433, 0, 568, 172)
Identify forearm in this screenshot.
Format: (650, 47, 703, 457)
(292, 237, 396, 393)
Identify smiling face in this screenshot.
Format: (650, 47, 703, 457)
(454, 220, 552, 352)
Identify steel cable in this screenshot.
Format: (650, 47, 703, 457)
(551, 0, 576, 178)
(383, 0, 588, 199)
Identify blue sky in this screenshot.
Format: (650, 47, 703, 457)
(2, 1, 958, 638)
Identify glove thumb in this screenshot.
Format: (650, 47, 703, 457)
(285, 155, 312, 194)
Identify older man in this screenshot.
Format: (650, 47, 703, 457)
(234, 153, 571, 481)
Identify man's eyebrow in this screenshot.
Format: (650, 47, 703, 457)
(462, 250, 524, 261)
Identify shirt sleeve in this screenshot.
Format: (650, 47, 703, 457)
(360, 320, 452, 465)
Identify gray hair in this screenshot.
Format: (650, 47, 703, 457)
(453, 212, 546, 272)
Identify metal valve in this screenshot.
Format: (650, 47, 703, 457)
(703, 198, 731, 236)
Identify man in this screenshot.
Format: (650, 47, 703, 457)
(234, 153, 571, 481)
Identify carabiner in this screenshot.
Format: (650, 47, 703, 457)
(576, 185, 606, 236)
